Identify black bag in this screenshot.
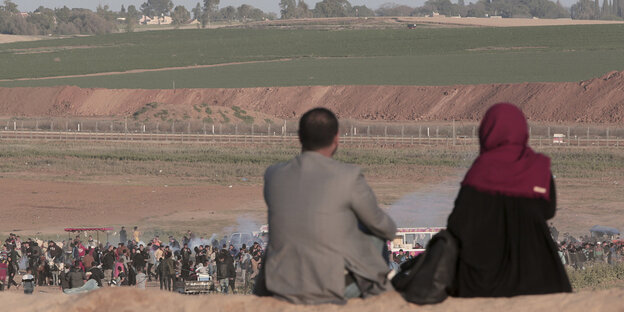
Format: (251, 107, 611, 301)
(391, 230, 459, 305)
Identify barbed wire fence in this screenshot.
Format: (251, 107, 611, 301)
(1, 117, 622, 147)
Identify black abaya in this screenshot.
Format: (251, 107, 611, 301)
(447, 178, 572, 297)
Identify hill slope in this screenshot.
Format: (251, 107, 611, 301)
(0, 71, 622, 123)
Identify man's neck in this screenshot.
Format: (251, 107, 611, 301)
(303, 148, 333, 158)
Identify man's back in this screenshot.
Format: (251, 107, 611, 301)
(263, 151, 396, 304)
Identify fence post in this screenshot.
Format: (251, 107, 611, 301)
(172, 121, 175, 134)
(567, 127, 570, 146)
(95, 121, 98, 132)
(547, 127, 550, 144)
(452, 120, 456, 146)
(51, 121, 54, 131)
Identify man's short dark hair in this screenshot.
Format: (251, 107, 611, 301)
(298, 108, 339, 151)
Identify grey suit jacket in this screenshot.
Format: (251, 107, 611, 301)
(263, 151, 397, 304)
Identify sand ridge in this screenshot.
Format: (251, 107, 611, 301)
(1, 287, 623, 312)
(0, 71, 623, 123)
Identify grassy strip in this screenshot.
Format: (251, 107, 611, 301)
(2, 50, 623, 89)
(568, 262, 624, 290)
(0, 142, 622, 183)
(1, 25, 624, 85)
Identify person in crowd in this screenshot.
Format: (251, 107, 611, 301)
(447, 103, 572, 297)
(114, 258, 127, 284)
(88, 262, 105, 287)
(132, 248, 146, 274)
(158, 254, 167, 290)
(136, 267, 147, 289)
(257, 108, 397, 304)
(119, 227, 127, 244)
(101, 245, 115, 285)
(163, 251, 176, 291)
(133, 226, 141, 244)
(22, 268, 35, 294)
(216, 246, 231, 294)
(82, 248, 95, 270)
(58, 265, 70, 291)
(0, 254, 8, 291)
(146, 243, 156, 282)
(67, 265, 86, 289)
(48, 241, 62, 263)
(7, 253, 19, 289)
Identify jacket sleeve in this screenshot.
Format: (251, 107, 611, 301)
(350, 170, 397, 241)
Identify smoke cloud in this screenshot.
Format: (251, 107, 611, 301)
(386, 175, 463, 228)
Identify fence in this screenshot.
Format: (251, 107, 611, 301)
(1, 118, 623, 147)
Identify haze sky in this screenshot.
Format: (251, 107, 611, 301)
(13, 0, 580, 14)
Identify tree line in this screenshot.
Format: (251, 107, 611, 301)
(1, 0, 623, 36)
(278, 0, 623, 20)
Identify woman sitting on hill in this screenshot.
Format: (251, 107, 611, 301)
(447, 103, 572, 297)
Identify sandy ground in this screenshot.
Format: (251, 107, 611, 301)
(244, 16, 624, 29)
(1, 71, 623, 123)
(1, 171, 621, 240)
(399, 16, 624, 27)
(0, 34, 50, 44)
(0, 177, 264, 237)
(0, 287, 623, 312)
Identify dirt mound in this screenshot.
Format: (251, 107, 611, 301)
(1, 287, 623, 312)
(1, 71, 623, 123)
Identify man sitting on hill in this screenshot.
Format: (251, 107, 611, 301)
(256, 107, 397, 304)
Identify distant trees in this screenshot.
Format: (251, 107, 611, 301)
(140, 0, 173, 18)
(280, 0, 313, 19)
(375, 3, 416, 16)
(352, 5, 375, 17)
(571, 0, 623, 19)
(276, 0, 373, 18)
(1, 0, 18, 13)
(3, 0, 623, 37)
(313, 0, 352, 17)
(0, 2, 117, 35)
(171, 5, 190, 27)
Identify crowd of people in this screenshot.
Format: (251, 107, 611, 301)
(551, 228, 624, 269)
(0, 227, 266, 294)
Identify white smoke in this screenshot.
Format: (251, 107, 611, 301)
(188, 234, 217, 250)
(386, 175, 463, 228)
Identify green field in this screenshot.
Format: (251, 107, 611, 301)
(1, 25, 624, 88)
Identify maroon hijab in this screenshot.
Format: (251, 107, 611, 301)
(462, 103, 552, 200)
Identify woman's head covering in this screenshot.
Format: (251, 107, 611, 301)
(462, 103, 552, 200)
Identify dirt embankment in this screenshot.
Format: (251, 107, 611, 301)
(0, 71, 623, 123)
(1, 287, 624, 312)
